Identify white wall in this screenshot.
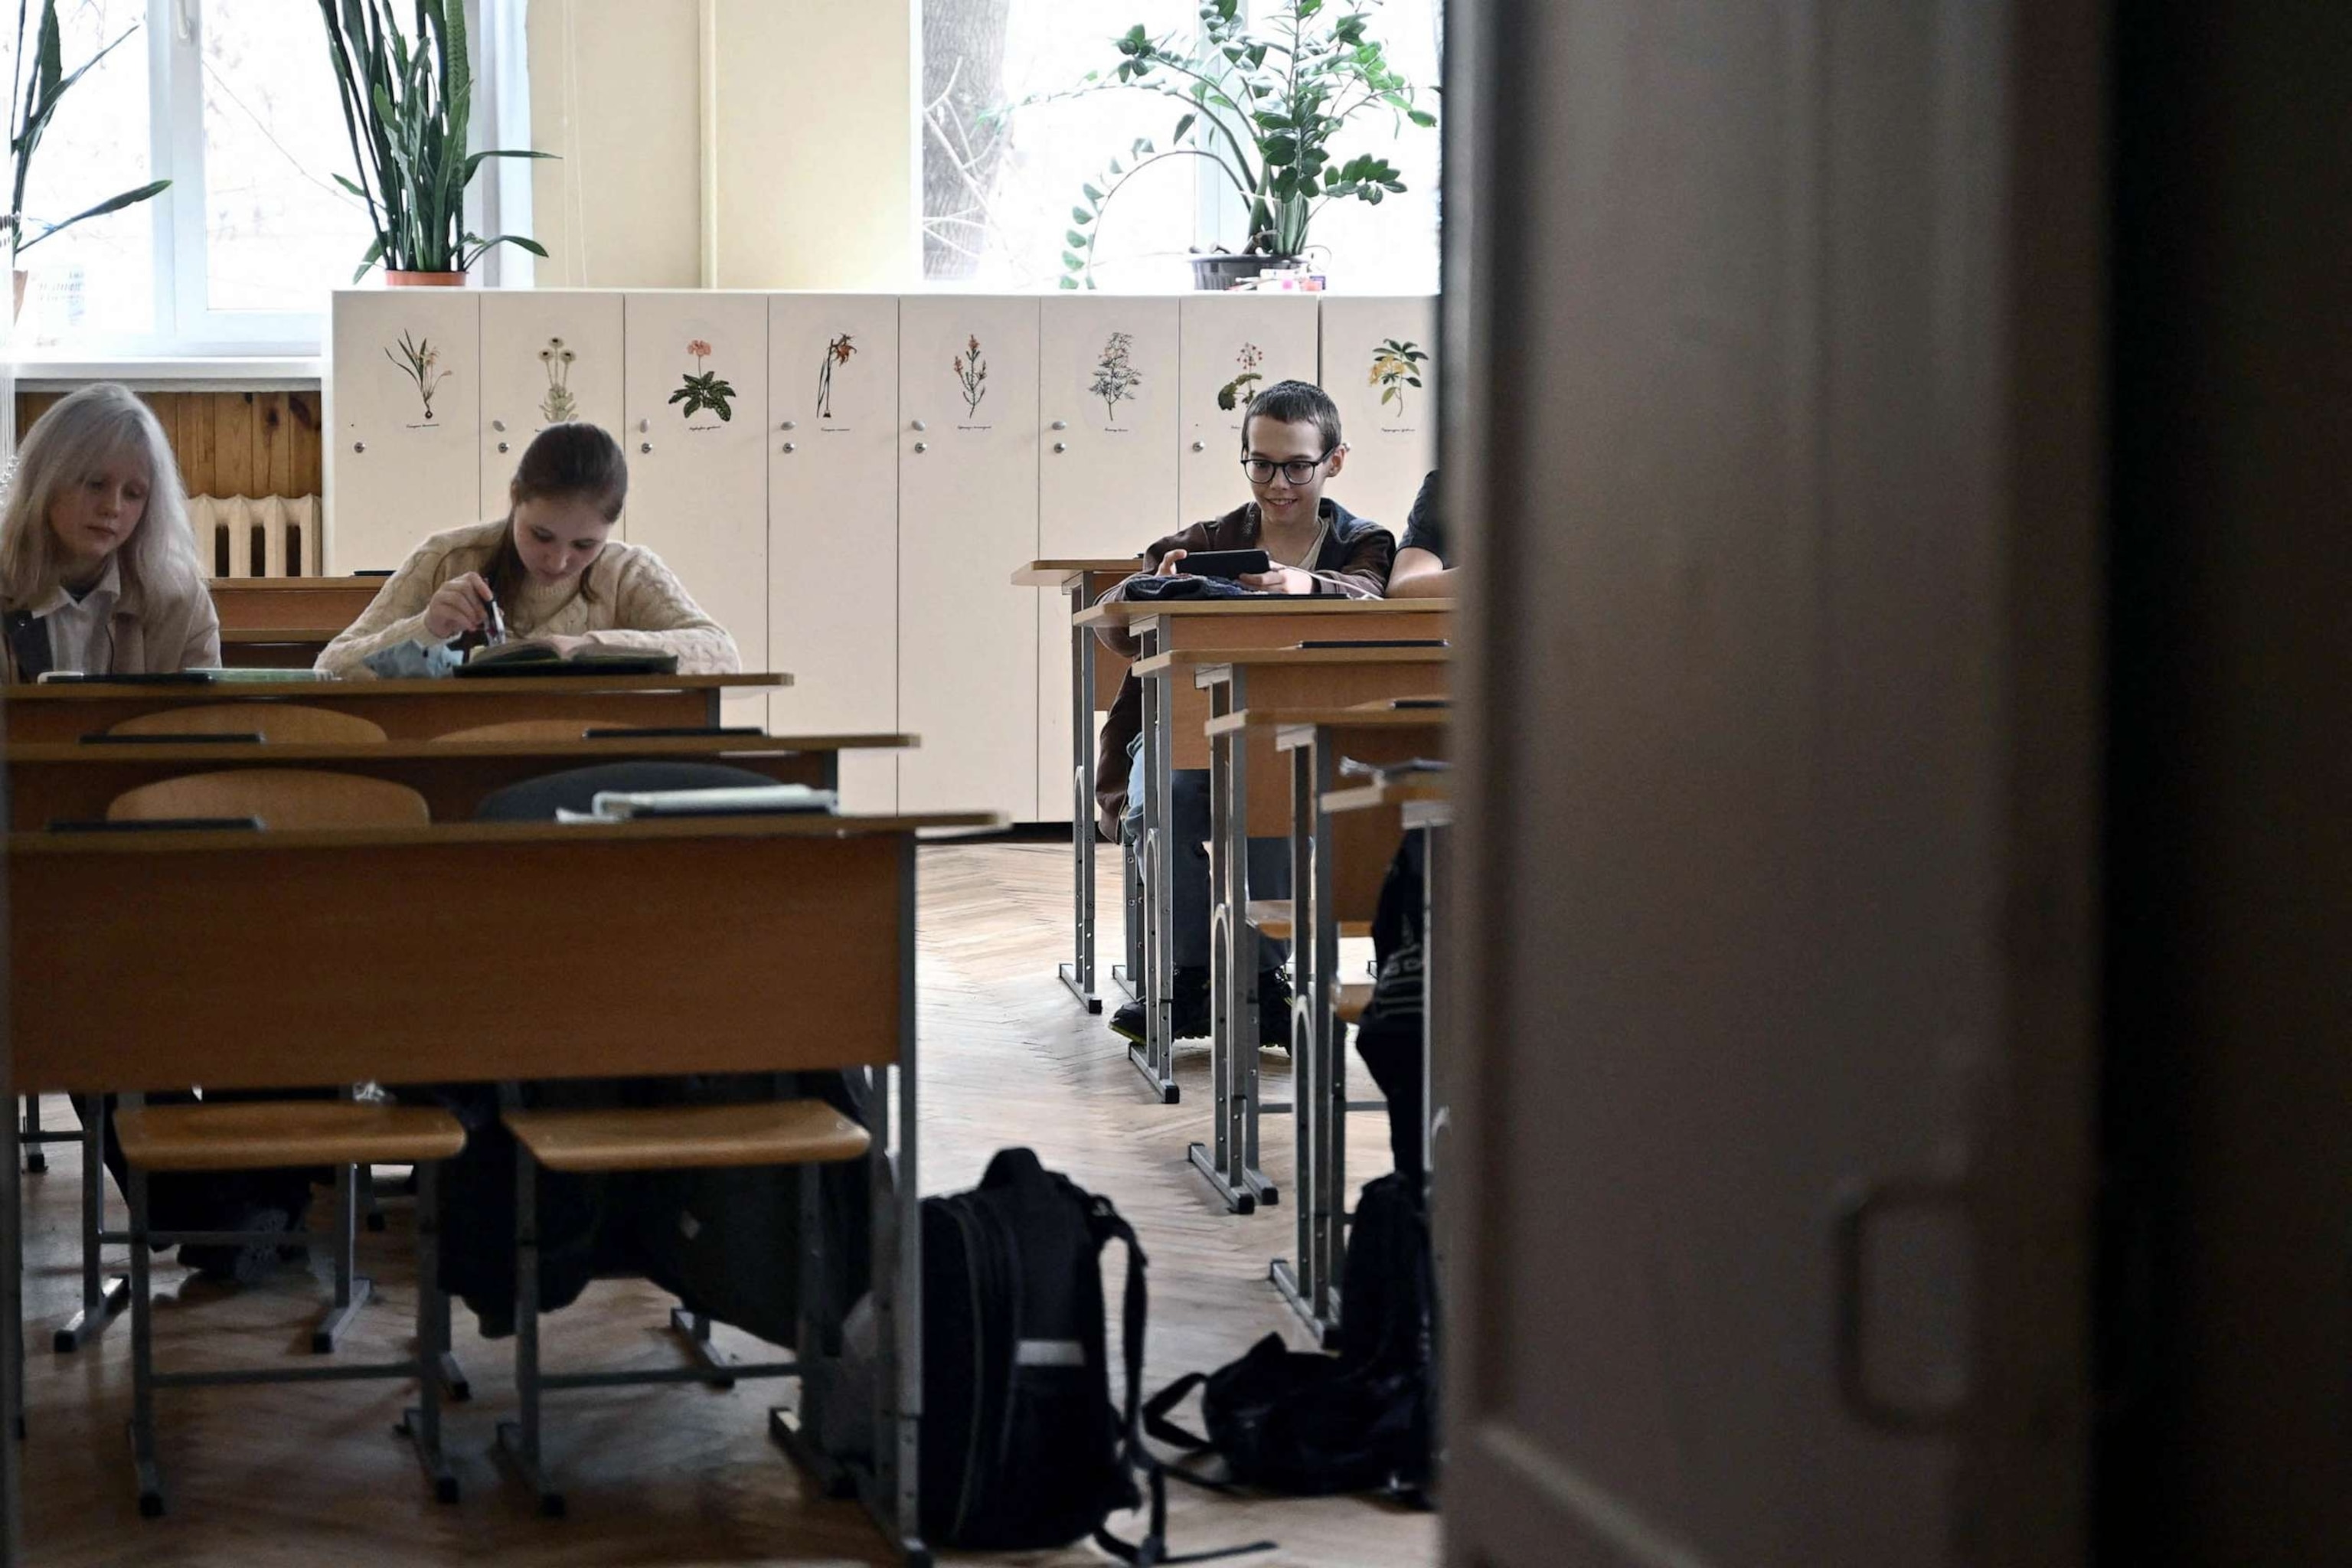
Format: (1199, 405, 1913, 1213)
(527, 0, 916, 292)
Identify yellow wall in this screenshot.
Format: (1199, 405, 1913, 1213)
(528, 0, 916, 292)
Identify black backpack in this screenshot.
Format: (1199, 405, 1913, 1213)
(917, 1147, 1269, 1563)
(1144, 1171, 1436, 1499)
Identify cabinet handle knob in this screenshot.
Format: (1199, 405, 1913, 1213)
(1051, 420, 1069, 431)
(640, 441, 653, 454)
(352, 441, 366, 453)
(782, 442, 798, 454)
(780, 420, 797, 431)
(910, 420, 927, 433)
(497, 441, 510, 453)
(1191, 441, 1206, 452)
(639, 418, 651, 433)
(1053, 441, 1068, 454)
(492, 418, 507, 433)
(913, 441, 929, 454)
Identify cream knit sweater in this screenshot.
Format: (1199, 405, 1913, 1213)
(318, 518, 740, 678)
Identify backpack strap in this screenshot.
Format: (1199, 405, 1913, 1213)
(1086, 1201, 1273, 1566)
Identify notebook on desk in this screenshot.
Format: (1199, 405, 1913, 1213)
(455, 642, 680, 678)
(559, 783, 838, 822)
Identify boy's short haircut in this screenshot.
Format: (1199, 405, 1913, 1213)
(1241, 379, 1344, 454)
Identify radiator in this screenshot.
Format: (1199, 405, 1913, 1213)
(190, 495, 323, 579)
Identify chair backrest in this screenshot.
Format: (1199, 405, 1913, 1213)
(430, 718, 608, 744)
(109, 704, 387, 744)
(106, 769, 430, 830)
(472, 761, 782, 822)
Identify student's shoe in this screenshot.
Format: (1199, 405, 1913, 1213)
(1257, 969, 1295, 1050)
(179, 1204, 292, 1286)
(1109, 966, 1212, 1044)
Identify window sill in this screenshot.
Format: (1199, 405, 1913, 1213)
(5, 355, 322, 392)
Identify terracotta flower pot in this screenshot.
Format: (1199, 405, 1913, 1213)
(384, 270, 466, 287)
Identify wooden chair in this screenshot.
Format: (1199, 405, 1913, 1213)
(93, 770, 466, 1513)
(495, 1097, 871, 1517)
(109, 703, 387, 744)
(107, 769, 429, 830)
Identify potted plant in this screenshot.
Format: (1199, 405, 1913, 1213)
(5, 0, 172, 321)
(315, 0, 551, 286)
(1043, 0, 1434, 289)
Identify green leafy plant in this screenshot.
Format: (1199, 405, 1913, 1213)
(1091, 330, 1143, 419)
(315, 0, 552, 280)
(670, 338, 735, 422)
(1370, 337, 1426, 415)
(1044, 0, 1434, 288)
(386, 328, 449, 420)
(1215, 341, 1265, 411)
(5, 0, 172, 269)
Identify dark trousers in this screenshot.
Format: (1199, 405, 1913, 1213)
(1125, 738, 1292, 972)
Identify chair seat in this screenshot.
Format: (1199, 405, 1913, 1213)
(501, 1100, 871, 1174)
(1335, 982, 1374, 1024)
(1245, 900, 1373, 941)
(114, 1101, 466, 1172)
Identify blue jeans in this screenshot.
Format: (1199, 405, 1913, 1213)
(1125, 734, 1290, 972)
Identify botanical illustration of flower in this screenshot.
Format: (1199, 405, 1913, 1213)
(1216, 341, 1266, 413)
(1089, 331, 1143, 420)
(385, 329, 449, 421)
(670, 338, 737, 422)
(1370, 338, 1429, 416)
(817, 332, 856, 420)
(537, 336, 578, 423)
(953, 333, 988, 416)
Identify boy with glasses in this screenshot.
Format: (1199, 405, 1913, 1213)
(1091, 380, 1396, 1047)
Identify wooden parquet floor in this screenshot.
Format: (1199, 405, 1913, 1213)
(12, 840, 1432, 1566)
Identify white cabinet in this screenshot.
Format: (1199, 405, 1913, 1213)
(1175, 293, 1320, 526)
(1317, 296, 1439, 535)
(1037, 295, 1177, 821)
(897, 296, 1040, 818)
(479, 290, 625, 529)
(769, 294, 900, 813)
(623, 292, 769, 725)
(325, 289, 481, 572)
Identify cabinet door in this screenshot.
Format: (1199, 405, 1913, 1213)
(325, 289, 480, 572)
(1318, 296, 1439, 534)
(770, 294, 900, 813)
(623, 292, 769, 725)
(1175, 293, 1320, 524)
(479, 291, 625, 531)
(1037, 296, 1178, 822)
(897, 296, 1040, 818)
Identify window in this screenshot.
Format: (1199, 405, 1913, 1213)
(922, 0, 1442, 293)
(5, 0, 520, 356)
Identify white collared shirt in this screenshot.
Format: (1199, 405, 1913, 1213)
(33, 557, 122, 675)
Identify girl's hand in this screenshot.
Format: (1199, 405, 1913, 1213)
(1155, 549, 1190, 577)
(423, 573, 492, 640)
(1240, 566, 1315, 596)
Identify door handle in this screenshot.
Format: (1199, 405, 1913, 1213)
(1832, 1173, 1971, 1434)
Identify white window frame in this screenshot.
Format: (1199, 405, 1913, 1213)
(67, 0, 530, 357)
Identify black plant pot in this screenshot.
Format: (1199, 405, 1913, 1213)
(1189, 252, 1300, 291)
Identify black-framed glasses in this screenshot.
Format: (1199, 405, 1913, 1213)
(1241, 450, 1336, 485)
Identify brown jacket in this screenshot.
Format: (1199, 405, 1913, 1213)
(2, 564, 221, 682)
(1091, 499, 1396, 838)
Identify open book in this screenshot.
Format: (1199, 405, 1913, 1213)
(456, 640, 680, 678)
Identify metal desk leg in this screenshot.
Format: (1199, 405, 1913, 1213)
(1272, 743, 1326, 1338)
(54, 1102, 126, 1353)
(1307, 738, 1345, 1339)
(1191, 674, 1256, 1212)
(1129, 658, 1178, 1103)
(1058, 590, 1102, 1012)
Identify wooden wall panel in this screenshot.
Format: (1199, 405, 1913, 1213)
(11, 390, 322, 501)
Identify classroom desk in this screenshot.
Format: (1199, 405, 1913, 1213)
(207, 579, 384, 671)
(5, 809, 1000, 1563)
(1074, 599, 1453, 1102)
(1013, 560, 1139, 1013)
(1158, 655, 1449, 1214)
(1, 673, 789, 743)
(3, 731, 917, 830)
(1269, 717, 1450, 1343)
